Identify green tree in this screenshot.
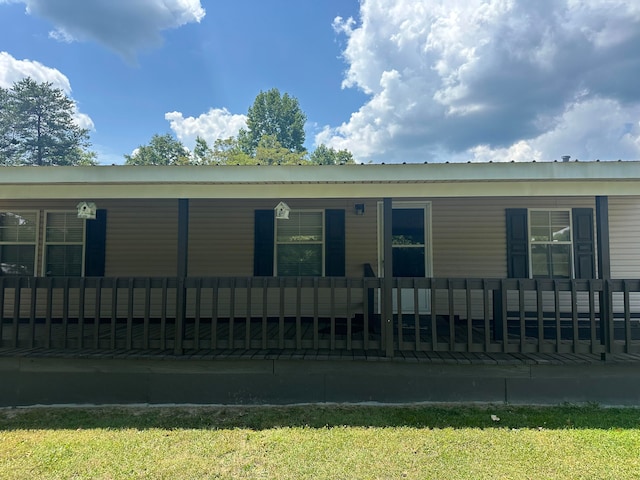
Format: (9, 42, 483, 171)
(0, 87, 19, 165)
(238, 88, 306, 155)
(254, 135, 307, 165)
(192, 136, 213, 164)
(124, 133, 190, 165)
(309, 144, 355, 165)
(0, 77, 94, 166)
(193, 136, 252, 165)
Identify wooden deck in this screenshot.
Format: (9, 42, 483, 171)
(3, 344, 640, 365)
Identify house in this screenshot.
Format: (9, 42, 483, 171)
(1, 161, 640, 406)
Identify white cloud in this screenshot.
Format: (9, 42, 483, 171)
(0, 51, 94, 130)
(0, 51, 71, 93)
(319, 0, 640, 162)
(165, 109, 247, 150)
(8, 0, 205, 60)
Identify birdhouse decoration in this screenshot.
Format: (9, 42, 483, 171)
(274, 201, 291, 220)
(76, 201, 97, 220)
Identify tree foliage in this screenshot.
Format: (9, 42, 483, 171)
(124, 88, 356, 167)
(124, 133, 191, 165)
(254, 135, 307, 165)
(192, 135, 251, 165)
(238, 88, 306, 155)
(193, 136, 345, 166)
(0, 77, 94, 166)
(309, 144, 355, 165)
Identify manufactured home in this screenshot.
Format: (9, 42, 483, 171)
(1, 161, 640, 405)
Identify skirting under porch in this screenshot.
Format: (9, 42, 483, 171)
(2, 349, 640, 407)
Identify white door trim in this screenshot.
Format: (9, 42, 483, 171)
(377, 201, 433, 277)
(377, 201, 433, 313)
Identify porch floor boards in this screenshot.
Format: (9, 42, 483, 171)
(2, 344, 640, 365)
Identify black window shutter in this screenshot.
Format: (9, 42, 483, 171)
(506, 208, 529, 278)
(254, 210, 275, 276)
(84, 209, 107, 276)
(325, 209, 345, 276)
(572, 208, 595, 279)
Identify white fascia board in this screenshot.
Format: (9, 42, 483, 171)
(1, 162, 640, 199)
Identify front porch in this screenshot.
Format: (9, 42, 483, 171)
(3, 272, 640, 407)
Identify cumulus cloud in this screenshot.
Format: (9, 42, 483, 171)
(0, 51, 71, 93)
(7, 0, 205, 60)
(0, 51, 94, 130)
(319, 0, 640, 162)
(165, 109, 247, 150)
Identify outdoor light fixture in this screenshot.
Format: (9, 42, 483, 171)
(274, 201, 291, 220)
(354, 203, 365, 215)
(76, 201, 97, 219)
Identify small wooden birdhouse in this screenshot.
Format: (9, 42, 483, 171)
(76, 201, 97, 220)
(274, 201, 291, 220)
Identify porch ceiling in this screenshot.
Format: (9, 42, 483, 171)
(2, 161, 640, 199)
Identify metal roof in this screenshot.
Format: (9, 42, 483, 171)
(1, 161, 640, 199)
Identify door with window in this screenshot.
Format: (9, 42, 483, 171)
(378, 202, 432, 313)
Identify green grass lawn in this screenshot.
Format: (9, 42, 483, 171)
(1, 404, 639, 479)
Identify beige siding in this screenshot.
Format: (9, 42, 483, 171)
(4, 195, 633, 281)
(609, 196, 640, 279)
(103, 200, 178, 276)
(0, 199, 179, 277)
(188, 198, 378, 277)
(3, 196, 640, 321)
(431, 197, 596, 278)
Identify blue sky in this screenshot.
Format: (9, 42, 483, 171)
(2, 0, 640, 164)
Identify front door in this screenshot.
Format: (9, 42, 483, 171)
(378, 202, 432, 313)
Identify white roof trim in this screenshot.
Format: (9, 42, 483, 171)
(1, 162, 640, 199)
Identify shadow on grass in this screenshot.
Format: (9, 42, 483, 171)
(1, 404, 639, 431)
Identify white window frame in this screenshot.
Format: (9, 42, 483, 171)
(528, 208, 574, 279)
(42, 210, 86, 277)
(0, 210, 40, 276)
(274, 209, 325, 276)
(376, 201, 433, 278)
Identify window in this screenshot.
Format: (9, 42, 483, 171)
(507, 207, 593, 280)
(275, 211, 323, 276)
(392, 208, 426, 277)
(529, 210, 572, 278)
(0, 211, 38, 276)
(44, 211, 85, 276)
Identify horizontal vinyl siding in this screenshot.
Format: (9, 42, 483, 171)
(103, 200, 178, 276)
(345, 199, 378, 277)
(188, 200, 257, 276)
(0, 199, 180, 277)
(609, 196, 640, 279)
(431, 197, 596, 278)
(431, 198, 505, 278)
(188, 198, 379, 278)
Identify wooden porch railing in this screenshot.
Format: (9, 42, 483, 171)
(1, 276, 639, 356)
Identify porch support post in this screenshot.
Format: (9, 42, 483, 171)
(175, 198, 189, 355)
(177, 198, 189, 278)
(383, 197, 394, 357)
(595, 196, 611, 359)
